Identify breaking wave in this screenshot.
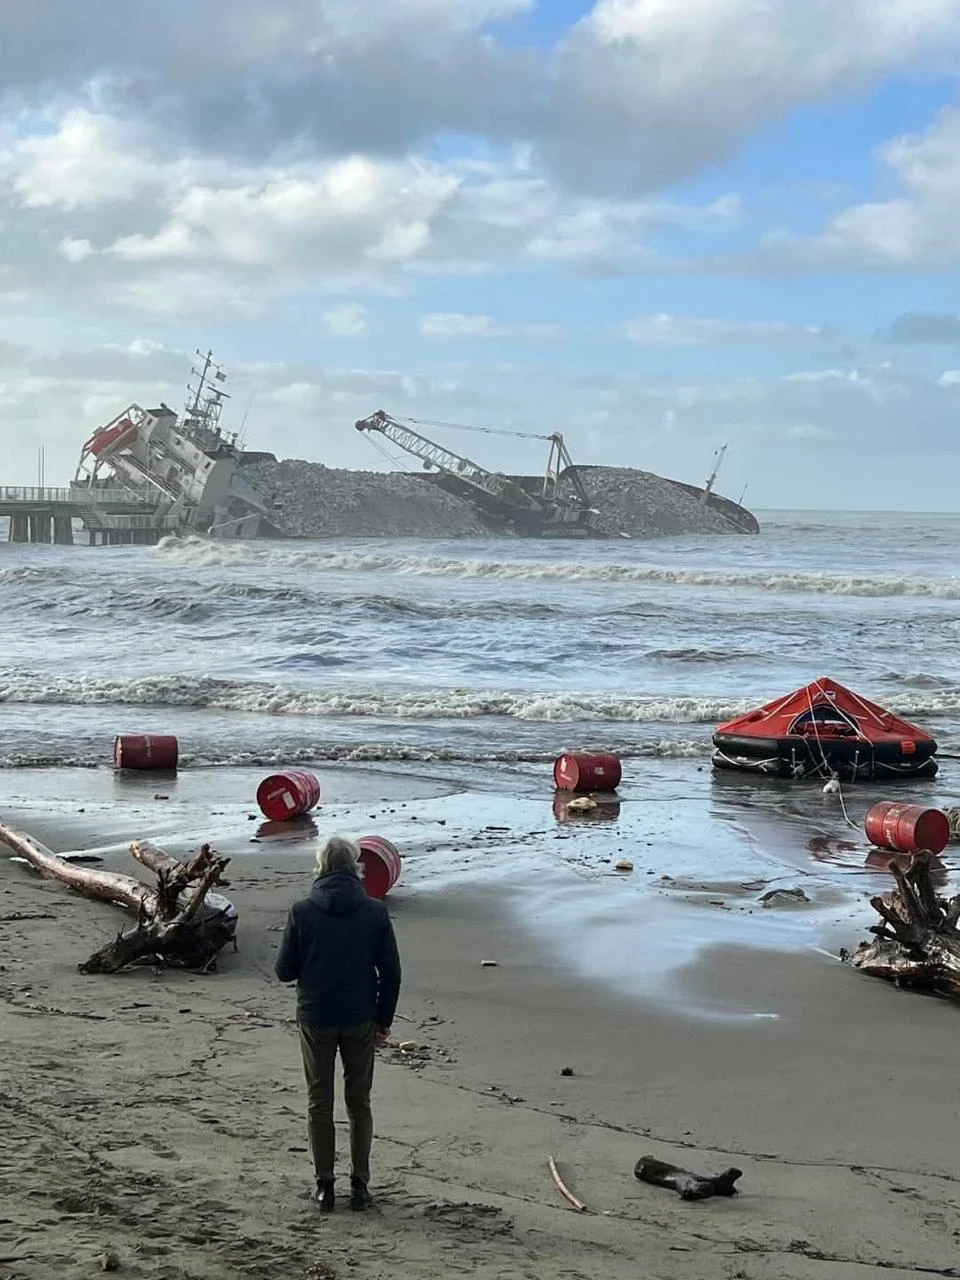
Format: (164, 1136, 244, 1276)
(3, 673, 960, 724)
(155, 537, 960, 599)
(0, 737, 712, 770)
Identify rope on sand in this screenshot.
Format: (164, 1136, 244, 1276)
(548, 1156, 585, 1212)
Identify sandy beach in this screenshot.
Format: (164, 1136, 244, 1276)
(2, 763, 960, 1280)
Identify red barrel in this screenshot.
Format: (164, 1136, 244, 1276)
(256, 769, 321, 821)
(114, 734, 178, 771)
(357, 836, 402, 900)
(864, 802, 950, 856)
(553, 752, 622, 792)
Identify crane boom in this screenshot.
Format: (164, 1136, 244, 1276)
(355, 409, 598, 535)
(355, 410, 542, 512)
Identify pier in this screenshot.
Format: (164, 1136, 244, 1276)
(0, 486, 179, 546)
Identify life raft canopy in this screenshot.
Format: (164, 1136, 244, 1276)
(712, 676, 939, 782)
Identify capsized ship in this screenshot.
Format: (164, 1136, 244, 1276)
(70, 350, 281, 543)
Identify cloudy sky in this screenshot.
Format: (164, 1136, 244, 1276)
(3, 0, 960, 509)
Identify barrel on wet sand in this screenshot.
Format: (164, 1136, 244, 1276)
(553, 752, 622, 793)
(114, 734, 179, 771)
(256, 769, 321, 821)
(357, 836, 402, 900)
(864, 802, 950, 856)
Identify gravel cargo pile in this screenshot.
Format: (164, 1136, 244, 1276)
(248, 459, 749, 539)
(574, 467, 739, 537)
(248, 460, 484, 538)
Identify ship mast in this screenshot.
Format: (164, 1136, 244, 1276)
(184, 349, 231, 447)
(188, 349, 215, 417)
(701, 443, 728, 504)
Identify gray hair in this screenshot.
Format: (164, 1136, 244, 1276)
(315, 835, 362, 879)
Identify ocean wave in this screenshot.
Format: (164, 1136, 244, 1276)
(9, 570, 574, 623)
(0, 737, 712, 770)
(3, 673, 960, 725)
(881, 671, 957, 689)
(155, 536, 960, 599)
(0, 566, 67, 585)
(645, 648, 765, 664)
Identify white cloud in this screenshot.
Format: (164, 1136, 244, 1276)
(757, 108, 960, 270)
(622, 314, 824, 345)
(58, 236, 93, 263)
(419, 312, 564, 340)
(320, 303, 368, 337)
(2, 0, 956, 203)
(0, 99, 753, 321)
(543, 0, 960, 193)
(106, 155, 455, 271)
(6, 109, 155, 210)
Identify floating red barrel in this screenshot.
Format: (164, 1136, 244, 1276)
(114, 734, 179, 771)
(357, 836, 402, 900)
(553, 752, 622, 792)
(256, 769, 321, 821)
(864, 802, 950, 856)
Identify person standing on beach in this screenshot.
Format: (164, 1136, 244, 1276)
(275, 835, 401, 1213)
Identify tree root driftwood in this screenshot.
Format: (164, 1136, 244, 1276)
(0, 825, 238, 975)
(853, 850, 960, 998)
(634, 1155, 742, 1201)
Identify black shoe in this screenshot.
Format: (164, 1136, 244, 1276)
(350, 1177, 373, 1212)
(316, 1180, 335, 1212)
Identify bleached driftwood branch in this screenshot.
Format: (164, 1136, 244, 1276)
(0, 826, 237, 974)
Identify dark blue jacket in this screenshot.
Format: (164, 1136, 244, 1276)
(274, 872, 401, 1029)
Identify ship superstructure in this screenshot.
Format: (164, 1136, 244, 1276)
(70, 350, 276, 543)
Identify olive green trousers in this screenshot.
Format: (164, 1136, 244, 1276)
(298, 1021, 376, 1185)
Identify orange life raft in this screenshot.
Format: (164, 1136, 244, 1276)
(713, 677, 938, 781)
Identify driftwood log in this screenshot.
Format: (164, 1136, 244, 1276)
(0, 826, 237, 974)
(853, 850, 960, 997)
(634, 1155, 742, 1201)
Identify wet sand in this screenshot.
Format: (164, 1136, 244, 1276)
(2, 766, 960, 1278)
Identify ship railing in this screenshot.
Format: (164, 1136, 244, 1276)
(69, 485, 150, 505)
(0, 486, 73, 503)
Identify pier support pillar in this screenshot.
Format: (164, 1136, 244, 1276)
(53, 516, 74, 546)
(28, 513, 52, 544)
(9, 514, 29, 543)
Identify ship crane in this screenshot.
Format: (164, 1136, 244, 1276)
(354, 410, 598, 535)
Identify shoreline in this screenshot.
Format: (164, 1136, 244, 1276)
(0, 758, 919, 1009)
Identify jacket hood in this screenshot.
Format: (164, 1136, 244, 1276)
(309, 872, 367, 917)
